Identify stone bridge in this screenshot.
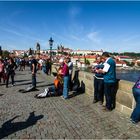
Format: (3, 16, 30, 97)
(0, 68, 140, 139)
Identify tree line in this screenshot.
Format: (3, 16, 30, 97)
(110, 52, 140, 58)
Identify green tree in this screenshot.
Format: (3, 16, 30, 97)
(2, 50, 10, 58)
(123, 60, 135, 67)
(85, 59, 90, 65)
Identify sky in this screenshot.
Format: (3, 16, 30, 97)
(0, 1, 140, 53)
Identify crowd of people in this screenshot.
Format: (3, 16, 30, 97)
(0, 51, 140, 125)
(0, 57, 17, 88)
(36, 57, 74, 99)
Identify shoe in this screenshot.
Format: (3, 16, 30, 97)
(130, 119, 137, 124)
(61, 96, 68, 100)
(12, 84, 15, 86)
(102, 108, 112, 112)
(93, 100, 98, 104)
(37, 92, 48, 98)
(45, 88, 49, 94)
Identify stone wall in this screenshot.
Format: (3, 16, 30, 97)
(78, 70, 135, 116)
(52, 65, 135, 116)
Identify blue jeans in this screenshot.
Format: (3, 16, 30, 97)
(32, 74, 36, 88)
(63, 76, 69, 99)
(130, 87, 140, 123)
(48, 86, 55, 94)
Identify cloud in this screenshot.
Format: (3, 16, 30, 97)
(0, 26, 46, 42)
(87, 31, 101, 44)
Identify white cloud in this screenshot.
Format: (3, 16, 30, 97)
(0, 26, 46, 42)
(87, 31, 101, 44)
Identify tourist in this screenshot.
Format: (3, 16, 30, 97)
(28, 55, 38, 89)
(59, 58, 69, 99)
(46, 59, 50, 75)
(92, 56, 104, 105)
(35, 66, 63, 98)
(130, 77, 140, 124)
(0, 59, 4, 84)
(96, 52, 116, 111)
(67, 57, 73, 91)
(48, 59, 52, 75)
(5, 57, 17, 88)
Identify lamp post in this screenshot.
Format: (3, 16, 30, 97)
(48, 37, 54, 75)
(48, 37, 54, 62)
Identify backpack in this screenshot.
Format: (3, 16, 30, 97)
(72, 70, 80, 92)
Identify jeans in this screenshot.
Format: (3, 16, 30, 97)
(48, 86, 55, 94)
(63, 76, 69, 99)
(94, 77, 104, 102)
(104, 82, 116, 110)
(32, 74, 36, 88)
(6, 73, 15, 87)
(130, 87, 140, 123)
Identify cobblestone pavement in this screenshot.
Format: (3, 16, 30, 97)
(0, 68, 140, 139)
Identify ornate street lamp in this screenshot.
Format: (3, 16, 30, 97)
(48, 37, 54, 61)
(29, 48, 32, 56)
(48, 37, 54, 75)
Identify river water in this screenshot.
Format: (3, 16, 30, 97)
(80, 67, 140, 82)
(116, 70, 140, 82)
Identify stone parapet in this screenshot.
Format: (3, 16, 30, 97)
(78, 70, 135, 116)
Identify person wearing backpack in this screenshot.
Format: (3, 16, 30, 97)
(130, 77, 140, 124)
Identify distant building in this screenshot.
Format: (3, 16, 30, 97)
(117, 56, 133, 63)
(71, 49, 103, 56)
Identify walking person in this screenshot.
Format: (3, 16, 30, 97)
(130, 77, 140, 124)
(28, 55, 38, 89)
(5, 58, 17, 88)
(96, 52, 116, 111)
(0, 59, 4, 84)
(92, 56, 104, 105)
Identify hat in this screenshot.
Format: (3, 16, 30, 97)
(59, 58, 64, 63)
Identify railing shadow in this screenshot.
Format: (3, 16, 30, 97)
(15, 79, 31, 83)
(16, 81, 44, 86)
(0, 111, 44, 139)
(69, 69, 85, 99)
(37, 83, 54, 88)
